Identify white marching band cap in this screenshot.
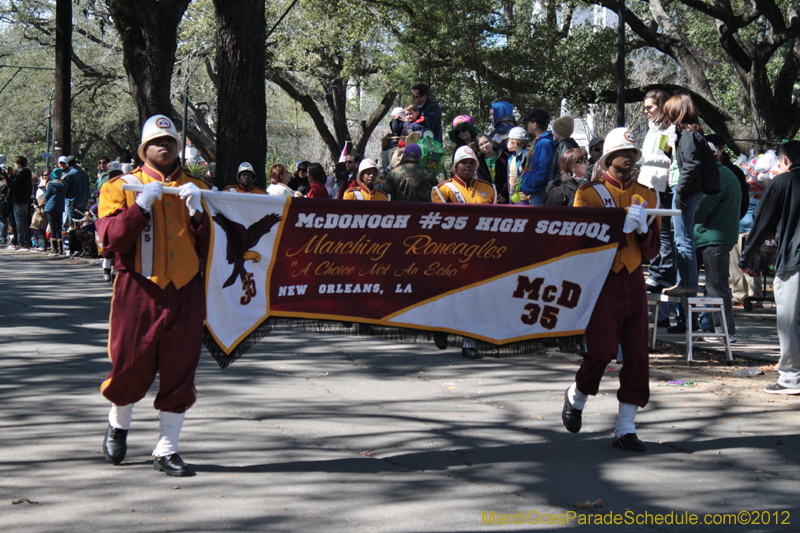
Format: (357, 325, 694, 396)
(138, 115, 181, 161)
(237, 162, 255, 176)
(597, 127, 643, 171)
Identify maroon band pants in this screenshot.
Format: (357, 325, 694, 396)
(575, 266, 650, 408)
(101, 271, 205, 413)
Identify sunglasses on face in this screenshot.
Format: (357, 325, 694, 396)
(591, 147, 603, 152)
(411, 94, 423, 99)
(298, 168, 307, 172)
(577, 158, 589, 164)
(644, 105, 657, 112)
(457, 127, 470, 134)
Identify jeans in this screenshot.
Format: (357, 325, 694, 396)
(528, 191, 547, 206)
(47, 211, 63, 241)
(0, 216, 7, 243)
(672, 190, 703, 290)
(774, 269, 800, 388)
(647, 189, 676, 288)
(13, 203, 30, 248)
(66, 202, 87, 228)
(697, 245, 735, 335)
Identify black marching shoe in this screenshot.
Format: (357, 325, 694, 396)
(433, 332, 449, 350)
(103, 425, 128, 465)
(103, 268, 112, 282)
(613, 433, 647, 451)
(461, 347, 482, 359)
(153, 453, 195, 477)
(561, 388, 582, 433)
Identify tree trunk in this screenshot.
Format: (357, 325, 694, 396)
(213, 0, 267, 189)
(53, 0, 71, 159)
(105, 0, 191, 129)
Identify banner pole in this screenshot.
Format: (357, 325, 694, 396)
(120, 184, 680, 215)
(122, 184, 186, 195)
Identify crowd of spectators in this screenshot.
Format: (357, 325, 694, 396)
(2, 85, 796, 379)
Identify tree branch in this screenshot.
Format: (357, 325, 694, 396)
(558, 2, 575, 39)
(676, 0, 727, 20)
(269, 72, 341, 163)
(356, 0, 401, 37)
(354, 90, 398, 156)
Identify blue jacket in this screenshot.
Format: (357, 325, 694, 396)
(490, 101, 515, 126)
(63, 165, 91, 205)
(417, 97, 442, 142)
(520, 131, 556, 195)
(44, 179, 67, 213)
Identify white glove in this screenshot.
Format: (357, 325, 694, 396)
(179, 182, 203, 216)
(628, 203, 648, 235)
(135, 181, 164, 213)
(623, 208, 639, 233)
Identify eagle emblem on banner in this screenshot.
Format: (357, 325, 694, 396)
(212, 213, 282, 304)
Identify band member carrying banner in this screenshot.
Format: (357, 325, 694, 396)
(97, 115, 210, 476)
(431, 145, 497, 358)
(343, 159, 388, 201)
(561, 127, 660, 451)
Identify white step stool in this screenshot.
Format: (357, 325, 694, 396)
(647, 294, 733, 364)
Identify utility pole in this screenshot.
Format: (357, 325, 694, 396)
(616, 0, 626, 127)
(54, 0, 72, 158)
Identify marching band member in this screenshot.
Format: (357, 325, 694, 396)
(431, 145, 495, 358)
(561, 127, 660, 451)
(97, 115, 210, 476)
(224, 162, 267, 194)
(343, 159, 389, 201)
(432, 146, 496, 205)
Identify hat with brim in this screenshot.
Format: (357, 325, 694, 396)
(137, 114, 181, 162)
(237, 162, 255, 177)
(450, 146, 479, 176)
(448, 115, 478, 144)
(596, 127, 643, 171)
(356, 159, 379, 186)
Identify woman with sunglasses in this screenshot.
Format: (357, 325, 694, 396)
(639, 89, 679, 296)
(289, 161, 311, 195)
(546, 148, 589, 207)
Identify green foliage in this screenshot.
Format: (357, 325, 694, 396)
(0, 0, 139, 168)
(186, 160, 207, 179)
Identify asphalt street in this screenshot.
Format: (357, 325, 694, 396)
(1, 249, 799, 532)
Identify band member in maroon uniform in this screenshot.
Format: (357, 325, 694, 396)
(562, 127, 660, 451)
(97, 115, 210, 476)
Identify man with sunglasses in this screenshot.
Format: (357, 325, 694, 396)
(411, 83, 442, 142)
(586, 136, 604, 179)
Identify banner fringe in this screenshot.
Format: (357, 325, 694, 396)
(204, 319, 563, 369)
